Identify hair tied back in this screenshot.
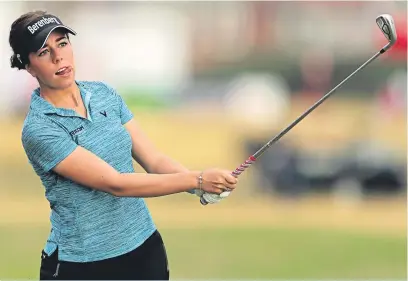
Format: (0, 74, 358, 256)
(10, 53, 25, 69)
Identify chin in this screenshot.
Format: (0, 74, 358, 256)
(53, 75, 76, 90)
(57, 79, 75, 90)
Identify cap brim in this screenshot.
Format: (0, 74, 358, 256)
(32, 25, 77, 52)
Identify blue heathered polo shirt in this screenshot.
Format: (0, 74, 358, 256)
(21, 80, 157, 262)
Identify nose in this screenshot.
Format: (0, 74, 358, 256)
(52, 49, 63, 64)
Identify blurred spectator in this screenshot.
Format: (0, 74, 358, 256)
(373, 12, 407, 120)
(222, 72, 291, 129)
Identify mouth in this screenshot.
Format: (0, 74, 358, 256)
(55, 66, 72, 76)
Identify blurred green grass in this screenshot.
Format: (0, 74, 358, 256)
(0, 115, 406, 280)
(1, 225, 406, 280)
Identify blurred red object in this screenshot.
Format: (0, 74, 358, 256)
(375, 14, 407, 61)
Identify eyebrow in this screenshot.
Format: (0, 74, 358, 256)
(41, 36, 67, 50)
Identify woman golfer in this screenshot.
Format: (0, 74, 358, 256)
(9, 10, 238, 280)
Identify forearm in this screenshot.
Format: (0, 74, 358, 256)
(147, 154, 197, 194)
(148, 154, 190, 174)
(112, 171, 199, 197)
(145, 154, 198, 195)
(53, 146, 200, 197)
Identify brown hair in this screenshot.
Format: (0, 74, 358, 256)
(9, 10, 48, 70)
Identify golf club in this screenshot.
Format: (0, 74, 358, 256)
(200, 14, 398, 205)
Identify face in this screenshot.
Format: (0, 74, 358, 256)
(26, 29, 75, 91)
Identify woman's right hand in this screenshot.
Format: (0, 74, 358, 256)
(199, 168, 238, 194)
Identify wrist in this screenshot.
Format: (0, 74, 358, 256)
(197, 171, 203, 191)
(187, 171, 201, 190)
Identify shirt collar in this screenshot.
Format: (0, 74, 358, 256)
(29, 81, 92, 119)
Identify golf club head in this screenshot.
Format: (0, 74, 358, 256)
(376, 14, 397, 51)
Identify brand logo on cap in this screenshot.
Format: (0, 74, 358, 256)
(27, 17, 61, 35)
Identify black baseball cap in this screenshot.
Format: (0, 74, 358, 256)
(24, 14, 76, 53)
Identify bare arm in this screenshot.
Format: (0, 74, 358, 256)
(52, 145, 199, 197)
(124, 119, 189, 174)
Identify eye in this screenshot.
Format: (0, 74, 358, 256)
(38, 49, 49, 57)
(59, 41, 68, 47)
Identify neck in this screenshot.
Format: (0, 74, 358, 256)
(40, 82, 81, 109)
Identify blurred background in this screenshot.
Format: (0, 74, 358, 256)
(0, 1, 406, 280)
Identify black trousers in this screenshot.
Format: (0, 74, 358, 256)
(39, 230, 169, 280)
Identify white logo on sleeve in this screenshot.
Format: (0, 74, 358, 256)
(27, 17, 61, 34)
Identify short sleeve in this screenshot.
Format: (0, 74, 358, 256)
(102, 82, 134, 125)
(22, 120, 78, 173)
(117, 93, 134, 125)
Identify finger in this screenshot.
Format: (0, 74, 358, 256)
(213, 183, 228, 190)
(222, 182, 236, 190)
(224, 173, 238, 184)
(209, 186, 225, 195)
